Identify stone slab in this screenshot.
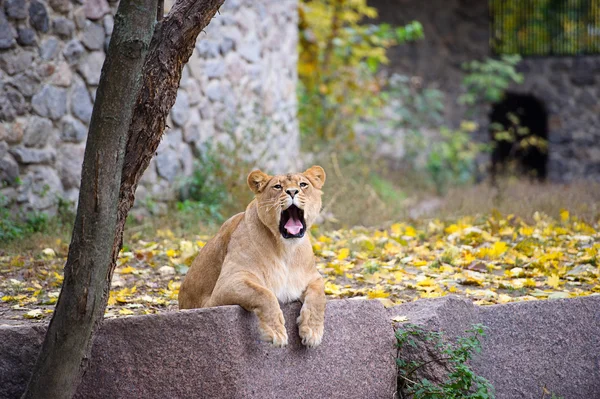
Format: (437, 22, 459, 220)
(474, 296, 600, 399)
(0, 325, 46, 399)
(0, 299, 396, 399)
(391, 295, 600, 399)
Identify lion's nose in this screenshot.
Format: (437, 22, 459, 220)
(286, 189, 299, 198)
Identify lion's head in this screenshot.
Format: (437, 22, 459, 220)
(247, 166, 326, 240)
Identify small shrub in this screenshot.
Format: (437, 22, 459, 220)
(459, 55, 523, 108)
(179, 143, 227, 222)
(0, 194, 77, 248)
(0, 194, 52, 243)
(0, 208, 48, 243)
(425, 122, 490, 195)
(396, 323, 495, 399)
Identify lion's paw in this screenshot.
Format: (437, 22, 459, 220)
(259, 320, 288, 347)
(297, 307, 324, 348)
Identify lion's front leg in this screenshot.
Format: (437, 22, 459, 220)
(297, 276, 325, 348)
(209, 272, 288, 347)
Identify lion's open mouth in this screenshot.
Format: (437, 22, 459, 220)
(279, 205, 306, 239)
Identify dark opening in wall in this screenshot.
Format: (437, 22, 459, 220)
(489, 93, 549, 180)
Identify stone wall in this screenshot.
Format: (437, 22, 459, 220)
(0, 0, 299, 214)
(369, 0, 600, 182)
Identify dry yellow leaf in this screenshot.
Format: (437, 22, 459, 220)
(337, 248, 350, 260)
(547, 274, 560, 289)
(367, 286, 390, 299)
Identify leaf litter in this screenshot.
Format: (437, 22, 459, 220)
(1, 211, 599, 323)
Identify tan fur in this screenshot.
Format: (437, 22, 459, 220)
(179, 166, 327, 347)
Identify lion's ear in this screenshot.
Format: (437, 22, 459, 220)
(303, 165, 326, 189)
(247, 170, 270, 194)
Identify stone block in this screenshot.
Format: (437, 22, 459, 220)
(52, 16, 75, 39)
(70, 79, 93, 123)
(23, 116, 53, 148)
(60, 115, 87, 142)
(10, 146, 56, 164)
(39, 37, 60, 60)
(0, 50, 34, 75)
(1, 120, 24, 143)
(0, 10, 16, 49)
(473, 296, 600, 399)
(63, 39, 85, 64)
(4, 0, 28, 20)
(170, 90, 189, 127)
(50, 61, 72, 87)
(0, 153, 19, 184)
(84, 0, 110, 20)
(0, 300, 396, 399)
(392, 296, 600, 399)
(81, 21, 105, 50)
(77, 51, 104, 85)
(16, 27, 35, 46)
(31, 84, 67, 120)
(15, 165, 63, 209)
(49, 0, 71, 14)
(57, 143, 85, 189)
(155, 146, 182, 182)
(11, 71, 41, 97)
(29, 0, 49, 33)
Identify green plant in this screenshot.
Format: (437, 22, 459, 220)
(425, 122, 489, 195)
(388, 74, 445, 130)
(396, 323, 494, 399)
(459, 55, 523, 108)
(180, 143, 227, 215)
(0, 195, 78, 246)
(0, 206, 49, 243)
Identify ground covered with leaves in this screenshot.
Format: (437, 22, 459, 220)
(1, 210, 599, 324)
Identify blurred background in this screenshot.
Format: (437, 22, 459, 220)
(1, 0, 599, 244)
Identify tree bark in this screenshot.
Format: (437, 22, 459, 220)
(22, 0, 223, 397)
(22, 1, 157, 397)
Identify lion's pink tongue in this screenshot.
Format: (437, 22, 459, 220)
(284, 216, 303, 235)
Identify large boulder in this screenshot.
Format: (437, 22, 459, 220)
(0, 300, 396, 399)
(473, 297, 600, 399)
(390, 295, 600, 399)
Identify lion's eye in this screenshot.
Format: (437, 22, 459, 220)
(273, 184, 282, 190)
(300, 182, 308, 188)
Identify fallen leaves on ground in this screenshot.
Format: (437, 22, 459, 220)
(1, 211, 599, 323)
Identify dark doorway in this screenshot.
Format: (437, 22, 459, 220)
(489, 93, 548, 180)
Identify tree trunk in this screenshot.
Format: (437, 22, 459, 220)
(22, 0, 224, 397)
(21, 0, 157, 397)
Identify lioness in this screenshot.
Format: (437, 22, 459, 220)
(179, 166, 326, 348)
